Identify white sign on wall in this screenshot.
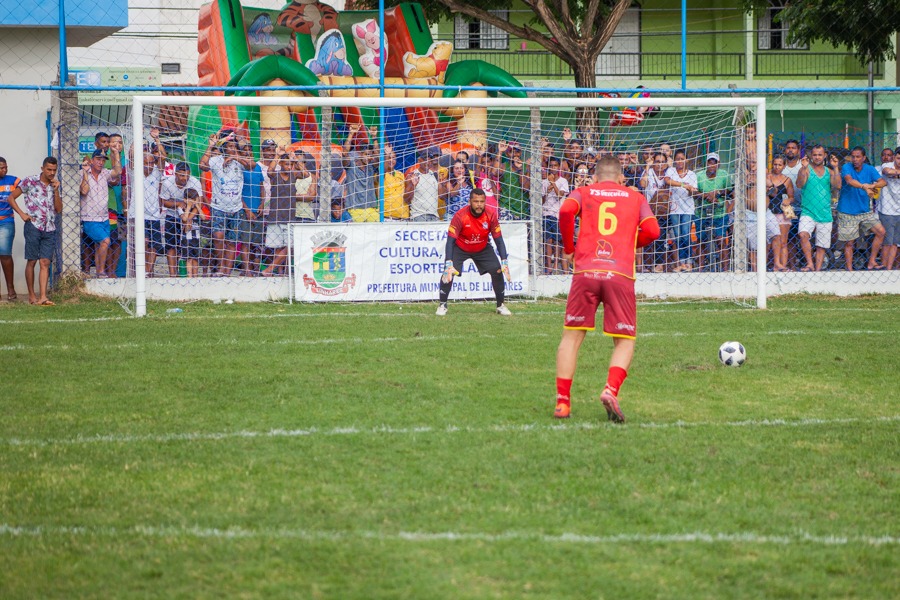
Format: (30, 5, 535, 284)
(292, 222, 529, 302)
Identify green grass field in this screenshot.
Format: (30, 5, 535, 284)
(1, 294, 897, 599)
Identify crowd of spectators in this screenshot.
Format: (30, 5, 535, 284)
(3, 124, 896, 286)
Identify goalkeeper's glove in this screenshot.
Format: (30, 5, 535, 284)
(501, 259, 511, 282)
(441, 260, 459, 284)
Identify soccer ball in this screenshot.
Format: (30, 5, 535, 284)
(718, 341, 746, 367)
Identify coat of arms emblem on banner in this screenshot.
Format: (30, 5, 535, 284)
(302, 231, 356, 296)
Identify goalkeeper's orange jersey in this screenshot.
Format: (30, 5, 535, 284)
(448, 206, 502, 253)
(561, 181, 656, 279)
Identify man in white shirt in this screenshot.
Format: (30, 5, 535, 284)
(160, 162, 203, 277)
(541, 156, 570, 273)
(79, 148, 121, 277)
(139, 152, 164, 276)
(404, 148, 443, 222)
(878, 148, 900, 270)
(199, 130, 255, 276)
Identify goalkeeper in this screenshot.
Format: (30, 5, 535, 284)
(436, 188, 513, 316)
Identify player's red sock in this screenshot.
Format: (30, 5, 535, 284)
(605, 367, 628, 396)
(556, 377, 572, 406)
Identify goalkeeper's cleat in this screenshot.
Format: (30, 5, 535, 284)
(435, 303, 448, 316)
(600, 387, 625, 424)
(553, 402, 570, 419)
(495, 303, 512, 316)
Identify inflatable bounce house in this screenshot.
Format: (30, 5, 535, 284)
(188, 0, 526, 170)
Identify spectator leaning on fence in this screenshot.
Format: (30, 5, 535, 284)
(342, 123, 379, 223)
(405, 147, 442, 222)
(694, 152, 733, 272)
(796, 145, 842, 272)
(766, 156, 795, 272)
(80, 147, 121, 278)
(640, 152, 671, 273)
(381, 144, 407, 221)
(239, 141, 267, 277)
(200, 130, 254, 276)
(663, 149, 698, 272)
(876, 148, 894, 176)
(138, 151, 165, 276)
(878, 148, 900, 270)
(106, 133, 127, 278)
(262, 151, 298, 276)
(780, 140, 803, 267)
(160, 162, 202, 277)
(838, 146, 887, 271)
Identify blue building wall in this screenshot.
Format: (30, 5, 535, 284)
(0, 0, 128, 28)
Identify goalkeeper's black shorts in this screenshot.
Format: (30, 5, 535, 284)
(449, 244, 501, 276)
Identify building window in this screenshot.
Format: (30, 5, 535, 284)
(758, 1, 807, 50)
(454, 12, 509, 50)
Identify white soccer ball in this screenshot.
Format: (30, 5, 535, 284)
(718, 341, 746, 367)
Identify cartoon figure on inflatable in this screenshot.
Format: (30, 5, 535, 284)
(189, 0, 526, 171)
(603, 86, 660, 127)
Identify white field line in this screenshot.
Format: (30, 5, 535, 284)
(0, 303, 896, 326)
(0, 523, 895, 547)
(1, 328, 895, 352)
(0, 332, 549, 352)
(4, 416, 898, 448)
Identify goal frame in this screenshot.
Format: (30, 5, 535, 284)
(131, 95, 768, 317)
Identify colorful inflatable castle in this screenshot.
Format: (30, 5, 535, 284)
(188, 0, 526, 169)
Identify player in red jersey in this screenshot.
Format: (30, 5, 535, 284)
(437, 188, 513, 316)
(554, 155, 661, 422)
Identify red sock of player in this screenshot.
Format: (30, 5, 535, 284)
(605, 367, 628, 396)
(556, 377, 572, 406)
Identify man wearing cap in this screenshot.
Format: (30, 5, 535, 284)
(160, 162, 203, 277)
(694, 152, 733, 271)
(405, 148, 443, 221)
(79, 147, 121, 277)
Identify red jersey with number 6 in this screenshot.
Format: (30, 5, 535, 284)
(560, 182, 657, 279)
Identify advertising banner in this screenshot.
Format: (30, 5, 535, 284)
(293, 222, 530, 301)
(72, 67, 161, 106)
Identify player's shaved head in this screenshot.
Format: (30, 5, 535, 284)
(595, 154, 622, 182)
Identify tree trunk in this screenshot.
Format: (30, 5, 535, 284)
(571, 56, 602, 149)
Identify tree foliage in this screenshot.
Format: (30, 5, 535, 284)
(351, 0, 633, 88)
(743, 0, 899, 64)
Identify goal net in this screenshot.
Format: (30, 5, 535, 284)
(119, 94, 766, 316)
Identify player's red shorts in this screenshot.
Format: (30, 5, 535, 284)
(563, 271, 637, 338)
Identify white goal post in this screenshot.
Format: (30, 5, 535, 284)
(130, 95, 768, 317)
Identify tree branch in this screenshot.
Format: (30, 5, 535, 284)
(556, 0, 578, 42)
(586, 0, 631, 57)
(437, 0, 572, 59)
(581, 0, 602, 39)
